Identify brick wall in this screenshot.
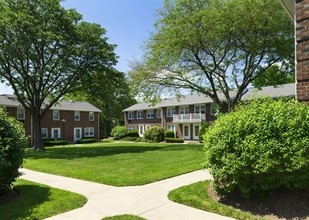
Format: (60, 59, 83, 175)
(296, 0, 309, 102)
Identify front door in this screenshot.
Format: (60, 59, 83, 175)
(74, 127, 82, 142)
(183, 124, 190, 140)
(138, 125, 144, 137)
(193, 124, 200, 140)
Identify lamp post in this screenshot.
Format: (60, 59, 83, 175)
(61, 119, 66, 147)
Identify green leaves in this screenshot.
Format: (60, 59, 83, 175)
(204, 98, 309, 198)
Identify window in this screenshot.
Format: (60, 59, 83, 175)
(41, 128, 48, 139)
(145, 124, 152, 130)
(167, 107, 175, 117)
(74, 111, 80, 121)
(17, 108, 25, 120)
(195, 105, 206, 114)
(147, 110, 154, 119)
(128, 125, 135, 131)
(167, 124, 175, 131)
(128, 112, 134, 120)
(84, 127, 94, 137)
(137, 111, 143, 119)
(211, 103, 217, 115)
(51, 128, 61, 139)
(156, 109, 161, 118)
(179, 106, 189, 114)
(53, 110, 60, 120)
(89, 112, 94, 121)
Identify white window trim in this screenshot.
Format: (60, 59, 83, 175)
(84, 127, 94, 137)
(74, 111, 80, 121)
(146, 110, 154, 119)
(128, 112, 134, 120)
(89, 112, 94, 121)
(195, 105, 206, 114)
(128, 125, 135, 131)
(179, 106, 189, 114)
(53, 110, 60, 121)
(210, 103, 217, 115)
(51, 128, 61, 139)
(41, 128, 48, 139)
(17, 108, 25, 120)
(156, 109, 161, 118)
(167, 107, 175, 118)
(137, 111, 143, 119)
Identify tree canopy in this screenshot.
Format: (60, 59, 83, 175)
(0, 0, 117, 149)
(129, 0, 294, 110)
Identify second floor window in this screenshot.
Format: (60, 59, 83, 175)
(179, 106, 189, 114)
(147, 110, 154, 119)
(17, 108, 25, 120)
(156, 109, 161, 118)
(211, 103, 217, 115)
(53, 110, 60, 120)
(137, 111, 143, 119)
(195, 105, 206, 114)
(74, 111, 80, 121)
(128, 112, 134, 120)
(89, 112, 94, 121)
(167, 107, 175, 117)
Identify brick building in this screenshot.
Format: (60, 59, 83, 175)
(123, 84, 295, 140)
(0, 94, 101, 144)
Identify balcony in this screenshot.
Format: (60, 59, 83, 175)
(172, 113, 206, 123)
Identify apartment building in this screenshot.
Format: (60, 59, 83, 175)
(0, 94, 101, 144)
(123, 83, 295, 140)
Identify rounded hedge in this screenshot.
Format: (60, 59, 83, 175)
(165, 130, 175, 138)
(0, 108, 27, 195)
(110, 126, 128, 139)
(143, 126, 165, 143)
(204, 98, 309, 198)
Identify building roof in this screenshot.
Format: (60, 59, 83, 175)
(123, 83, 296, 112)
(0, 94, 101, 112)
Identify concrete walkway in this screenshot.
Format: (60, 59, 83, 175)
(19, 168, 234, 220)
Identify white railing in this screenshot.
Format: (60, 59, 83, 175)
(172, 113, 206, 123)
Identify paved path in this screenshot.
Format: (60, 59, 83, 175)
(19, 169, 234, 220)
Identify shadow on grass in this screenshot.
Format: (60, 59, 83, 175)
(0, 184, 51, 220)
(25, 144, 203, 160)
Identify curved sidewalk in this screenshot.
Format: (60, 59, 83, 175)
(19, 168, 234, 220)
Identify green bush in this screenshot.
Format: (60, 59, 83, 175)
(165, 138, 184, 143)
(120, 136, 138, 142)
(165, 130, 175, 138)
(143, 126, 165, 143)
(0, 108, 27, 195)
(110, 126, 128, 139)
(126, 130, 139, 137)
(198, 122, 210, 142)
(43, 140, 68, 146)
(76, 138, 96, 144)
(204, 98, 309, 198)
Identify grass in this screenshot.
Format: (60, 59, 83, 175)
(24, 142, 204, 186)
(102, 214, 146, 220)
(0, 179, 87, 220)
(168, 180, 267, 220)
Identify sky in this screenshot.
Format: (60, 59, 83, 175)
(0, 0, 164, 94)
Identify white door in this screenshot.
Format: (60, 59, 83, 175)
(51, 128, 61, 140)
(193, 124, 200, 140)
(183, 124, 190, 140)
(138, 125, 144, 137)
(74, 127, 82, 142)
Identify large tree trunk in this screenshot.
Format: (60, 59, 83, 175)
(32, 110, 44, 150)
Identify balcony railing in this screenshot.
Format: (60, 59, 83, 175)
(172, 113, 206, 123)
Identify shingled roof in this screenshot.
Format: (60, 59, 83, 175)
(0, 94, 101, 112)
(123, 83, 295, 112)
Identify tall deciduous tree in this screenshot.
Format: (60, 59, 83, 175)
(0, 0, 117, 149)
(129, 0, 294, 110)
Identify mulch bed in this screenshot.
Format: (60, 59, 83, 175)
(208, 183, 309, 220)
(0, 189, 19, 205)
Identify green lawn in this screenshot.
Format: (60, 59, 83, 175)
(24, 142, 204, 186)
(168, 180, 267, 220)
(0, 179, 87, 220)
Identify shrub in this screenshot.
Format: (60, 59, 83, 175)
(204, 98, 309, 198)
(120, 136, 138, 142)
(165, 130, 175, 138)
(110, 126, 128, 139)
(198, 122, 210, 142)
(143, 126, 165, 143)
(76, 138, 96, 144)
(43, 139, 68, 146)
(126, 130, 139, 137)
(0, 108, 27, 195)
(165, 138, 184, 143)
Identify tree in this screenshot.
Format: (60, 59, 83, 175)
(252, 64, 295, 88)
(129, 0, 294, 111)
(66, 69, 136, 138)
(0, 0, 117, 149)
